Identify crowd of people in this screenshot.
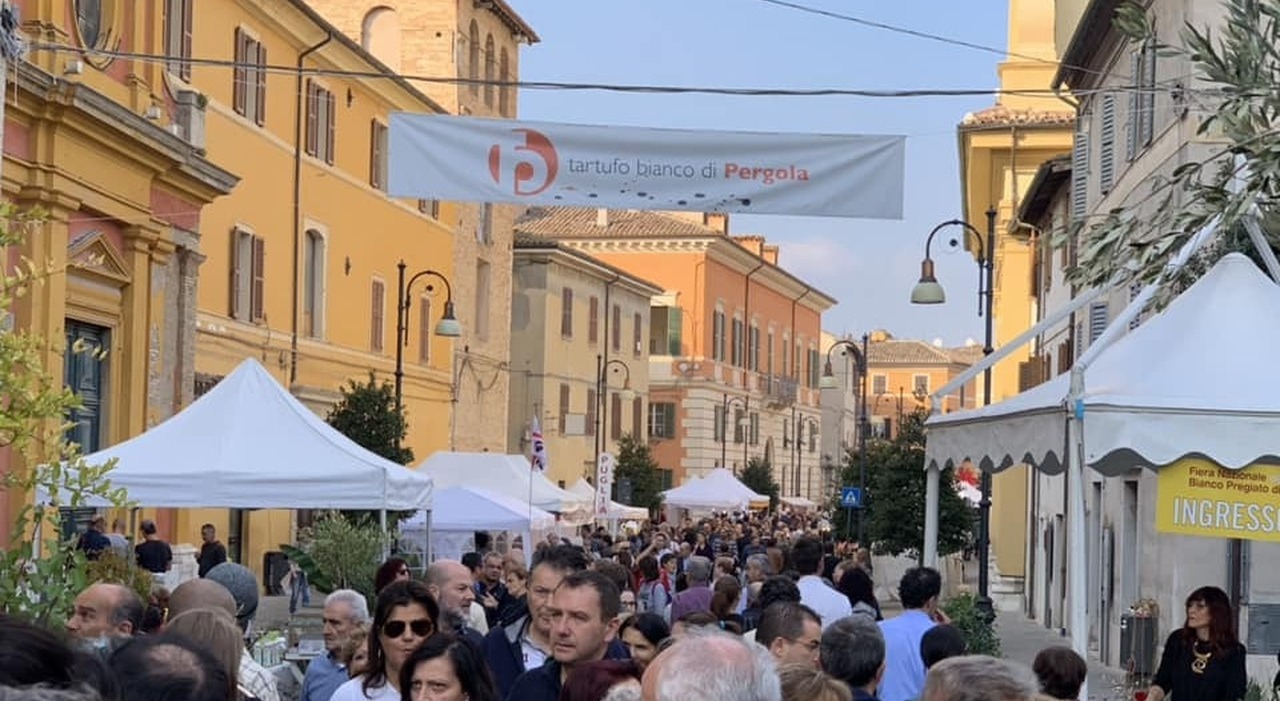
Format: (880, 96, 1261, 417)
(1, 510, 1255, 701)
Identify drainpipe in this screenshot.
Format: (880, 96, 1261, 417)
(290, 32, 333, 385)
(598, 272, 621, 466)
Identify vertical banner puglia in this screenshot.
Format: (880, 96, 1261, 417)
(1156, 459, 1280, 542)
(388, 115, 906, 219)
(595, 453, 616, 521)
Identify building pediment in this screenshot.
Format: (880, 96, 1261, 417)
(68, 231, 131, 286)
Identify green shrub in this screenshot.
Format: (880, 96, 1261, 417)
(85, 551, 153, 602)
(941, 591, 1000, 657)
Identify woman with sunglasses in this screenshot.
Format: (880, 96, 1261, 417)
(375, 558, 413, 594)
(332, 580, 439, 701)
(399, 634, 499, 701)
(1147, 586, 1247, 701)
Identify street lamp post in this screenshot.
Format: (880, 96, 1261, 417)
(910, 207, 997, 624)
(595, 355, 635, 473)
(394, 260, 462, 454)
(820, 334, 869, 545)
(720, 394, 748, 473)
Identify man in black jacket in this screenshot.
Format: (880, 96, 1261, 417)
(481, 545, 627, 698)
(506, 570, 622, 701)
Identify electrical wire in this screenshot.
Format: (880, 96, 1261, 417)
(752, 0, 1113, 81)
(27, 42, 1204, 100)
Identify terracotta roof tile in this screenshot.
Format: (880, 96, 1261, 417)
(867, 340, 955, 365)
(515, 206, 723, 239)
(946, 345, 986, 365)
(961, 106, 1075, 128)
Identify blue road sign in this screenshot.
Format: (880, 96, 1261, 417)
(840, 486, 863, 509)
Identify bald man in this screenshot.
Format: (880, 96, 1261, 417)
(425, 559, 484, 648)
(166, 578, 281, 701)
(65, 582, 144, 644)
(642, 628, 781, 701)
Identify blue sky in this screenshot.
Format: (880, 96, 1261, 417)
(505, 0, 1010, 346)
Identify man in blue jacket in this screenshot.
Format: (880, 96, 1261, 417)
(482, 545, 628, 698)
(506, 570, 623, 701)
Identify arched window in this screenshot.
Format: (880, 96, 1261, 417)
(468, 20, 480, 95)
(361, 7, 401, 72)
(483, 34, 496, 107)
(498, 47, 511, 116)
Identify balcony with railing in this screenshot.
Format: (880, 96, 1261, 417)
(763, 374, 798, 407)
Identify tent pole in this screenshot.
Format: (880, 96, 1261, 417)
(379, 509, 388, 561)
(1242, 216, 1280, 283)
(923, 462, 940, 568)
(1066, 369, 1089, 698)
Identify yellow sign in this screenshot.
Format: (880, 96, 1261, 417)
(1156, 459, 1280, 542)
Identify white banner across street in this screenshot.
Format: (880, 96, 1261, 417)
(388, 115, 906, 219)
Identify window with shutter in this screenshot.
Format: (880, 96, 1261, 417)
(229, 229, 245, 319)
(484, 34, 496, 107)
(559, 384, 570, 434)
(766, 330, 775, 374)
(750, 412, 759, 445)
(1089, 302, 1109, 344)
(733, 409, 744, 444)
(663, 404, 675, 439)
(254, 42, 266, 125)
(232, 28, 246, 115)
(1141, 39, 1157, 146)
(418, 295, 431, 363)
(612, 304, 621, 352)
(250, 236, 265, 323)
(1071, 115, 1090, 222)
(1127, 49, 1141, 162)
(586, 389, 596, 436)
(370, 279, 385, 352)
(633, 312, 642, 356)
(730, 319, 741, 366)
(305, 81, 319, 156)
(632, 397, 642, 439)
(1099, 94, 1116, 194)
(498, 48, 511, 116)
(666, 307, 682, 356)
(165, 0, 193, 80)
(324, 90, 336, 164)
(749, 325, 760, 371)
(588, 297, 599, 344)
(561, 288, 573, 337)
(610, 393, 622, 440)
(468, 21, 480, 95)
(370, 121, 388, 190)
(872, 374, 887, 395)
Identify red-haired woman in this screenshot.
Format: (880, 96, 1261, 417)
(1147, 586, 1246, 701)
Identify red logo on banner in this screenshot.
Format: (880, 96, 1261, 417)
(488, 128, 559, 196)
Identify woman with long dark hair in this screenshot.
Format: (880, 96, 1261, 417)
(331, 581, 438, 701)
(399, 634, 498, 701)
(1147, 586, 1246, 701)
(617, 613, 669, 673)
(836, 565, 882, 621)
(375, 558, 412, 594)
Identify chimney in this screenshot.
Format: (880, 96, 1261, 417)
(596, 208, 608, 228)
(704, 212, 729, 235)
(762, 245, 779, 265)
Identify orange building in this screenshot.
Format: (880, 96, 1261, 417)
(864, 331, 981, 438)
(516, 208, 836, 503)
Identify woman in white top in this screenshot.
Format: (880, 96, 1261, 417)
(331, 580, 439, 701)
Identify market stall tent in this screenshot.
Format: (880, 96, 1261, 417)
(923, 252, 1280, 663)
(400, 485, 555, 562)
(71, 358, 432, 510)
(568, 479, 650, 521)
(416, 452, 591, 525)
(662, 468, 769, 511)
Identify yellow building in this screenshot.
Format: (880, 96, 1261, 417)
(173, 0, 464, 574)
(864, 331, 981, 438)
(957, 0, 1074, 597)
(509, 234, 662, 488)
(1, 1, 237, 542)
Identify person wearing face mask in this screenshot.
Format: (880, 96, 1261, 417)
(65, 582, 144, 653)
(399, 635, 499, 701)
(331, 581, 439, 701)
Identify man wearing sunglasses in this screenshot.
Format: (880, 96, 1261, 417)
(302, 589, 370, 701)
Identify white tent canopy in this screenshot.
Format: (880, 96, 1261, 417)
(400, 486, 555, 564)
(926, 254, 1280, 476)
(417, 452, 591, 525)
(73, 358, 433, 510)
(402, 485, 555, 533)
(922, 252, 1280, 669)
(663, 468, 768, 511)
(568, 479, 649, 521)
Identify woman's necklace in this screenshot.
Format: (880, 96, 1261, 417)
(1191, 640, 1212, 674)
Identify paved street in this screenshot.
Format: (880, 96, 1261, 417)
(995, 611, 1130, 701)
